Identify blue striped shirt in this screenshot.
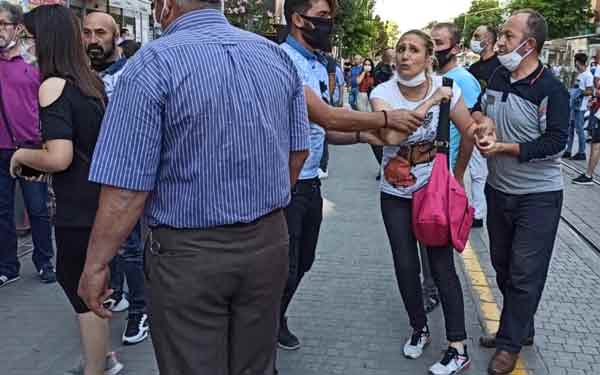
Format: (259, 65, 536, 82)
(89, 10, 310, 229)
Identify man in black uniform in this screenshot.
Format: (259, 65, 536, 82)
(469, 25, 501, 89)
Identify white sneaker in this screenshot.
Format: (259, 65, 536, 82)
(67, 352, 124, 375)
(104, 296, 130, 312)
(429, 346, 471, 375)
(403, 327, 431, 359)
(318, 168, 329, 179)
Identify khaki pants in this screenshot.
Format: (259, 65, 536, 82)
(144, 210, 289, 375)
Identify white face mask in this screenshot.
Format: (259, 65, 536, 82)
(497, 39, 533, 72)
(363, 65, 372, 72)
(0, 39, 16, 52)
(395, 71, 427, 88)
(470, 40, 484, 54)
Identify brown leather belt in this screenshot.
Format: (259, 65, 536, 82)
(397, 141, 436, 166)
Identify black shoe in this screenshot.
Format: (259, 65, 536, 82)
(572, 153, 587, 161)
(424, 293, 440, 314)
(472, 218, 484, 228)
(573, 173, 594, 185)
(278, 317, 300, 350)
(39, 267, 57, 284)
(562, 151, 572, 159)
(123, 313, 150, 345)
(0, 274, 20, 288)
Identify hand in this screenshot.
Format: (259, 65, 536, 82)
(472, 112, 496, 140)
(385, 110, 424, 134)
(78, 263, 113, 319)
(430, 87, 453, 105)
(359, 131, 384, 145)
(9, 149, 24, 178)
(478, 139, 503, 158)
(454, 174, 465, 188)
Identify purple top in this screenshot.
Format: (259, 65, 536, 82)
(0, 55, 41, 150)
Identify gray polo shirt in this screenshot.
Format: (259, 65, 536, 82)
(475, 63, 570, 195)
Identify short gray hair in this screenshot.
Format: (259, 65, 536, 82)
(512, 8, 548, 53)
(0, 1, 23, 24)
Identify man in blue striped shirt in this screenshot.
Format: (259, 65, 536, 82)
(77, 2, 310, 374)
(77, 1, 427, 373)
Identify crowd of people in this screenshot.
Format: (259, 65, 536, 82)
(0, 0, 577, 375)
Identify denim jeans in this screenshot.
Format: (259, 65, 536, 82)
(348, 88, 359, 110)
(381, 193, 467, 342)
(281, 178, 323, 319)
(485, 185, 562, 353)
(109, 222, 146, 315)
(0, 150, 54, 277)
(567, 110, 586, 155)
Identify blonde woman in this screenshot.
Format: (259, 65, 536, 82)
(366, 30, 490, 375)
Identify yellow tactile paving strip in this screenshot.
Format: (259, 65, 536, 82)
(461, 242, 530, 375)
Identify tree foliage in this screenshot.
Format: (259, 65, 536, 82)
(453, 0, 503, 44)
(334, 0, 380, 57)
(224, 0, 275, 34)
(506, 0, 594, 39)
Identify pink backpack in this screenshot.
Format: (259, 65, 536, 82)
(412, 78, 474, 252)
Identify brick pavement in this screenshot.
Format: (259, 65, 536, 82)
(468, 167, 600, 375)
(5, 144, 600, 375)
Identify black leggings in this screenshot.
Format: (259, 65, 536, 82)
(380, 193, 467, 342)
(55, 226, 91, 314)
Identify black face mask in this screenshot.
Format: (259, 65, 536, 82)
(435, 46, 455, 70)
(299, 14, 333, 52)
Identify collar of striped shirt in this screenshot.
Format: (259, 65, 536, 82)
(163, 8, 228, 36)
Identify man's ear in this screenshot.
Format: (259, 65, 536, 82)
(291, 12, 306, 29)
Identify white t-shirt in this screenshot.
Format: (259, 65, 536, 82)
(370, 75, 462, 199)
(577, 70, 594, 111)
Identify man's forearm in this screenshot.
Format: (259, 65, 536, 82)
(305, 87, 385, 131)
(85, 186, 148, 268)
(290, 150, 308, 187)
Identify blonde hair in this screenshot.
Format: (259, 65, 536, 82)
(396, 29, 434, 57)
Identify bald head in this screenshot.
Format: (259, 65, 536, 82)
(83, 12, 119, 71)
(382, 48, 395, 64)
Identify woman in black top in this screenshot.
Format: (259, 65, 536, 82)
(9, 6, 123, 375)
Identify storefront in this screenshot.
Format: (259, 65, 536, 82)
(8, 0, 153, 43)
(68, 0, 152, 43)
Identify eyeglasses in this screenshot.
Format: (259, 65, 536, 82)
(0, 22, 16, 30)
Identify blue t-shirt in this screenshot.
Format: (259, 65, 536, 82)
(351, 65, 363, 89)
(443, 66, 481, 168)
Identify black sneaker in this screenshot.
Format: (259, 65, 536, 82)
(278, 317, 300, 350)
(39, 267, 57, 284)
(472, 218, 484, 228)
(572, 153, 587, 161)
(123, 313, 149, 345)
(424, 293, 440, 314)
(573, 173, 594, 185)
(562, 151, 572, 159)
(429, 346, 471, 375)
(0, 274, 20, 288)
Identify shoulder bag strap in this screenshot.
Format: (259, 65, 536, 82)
(435, 77, 453, 170)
